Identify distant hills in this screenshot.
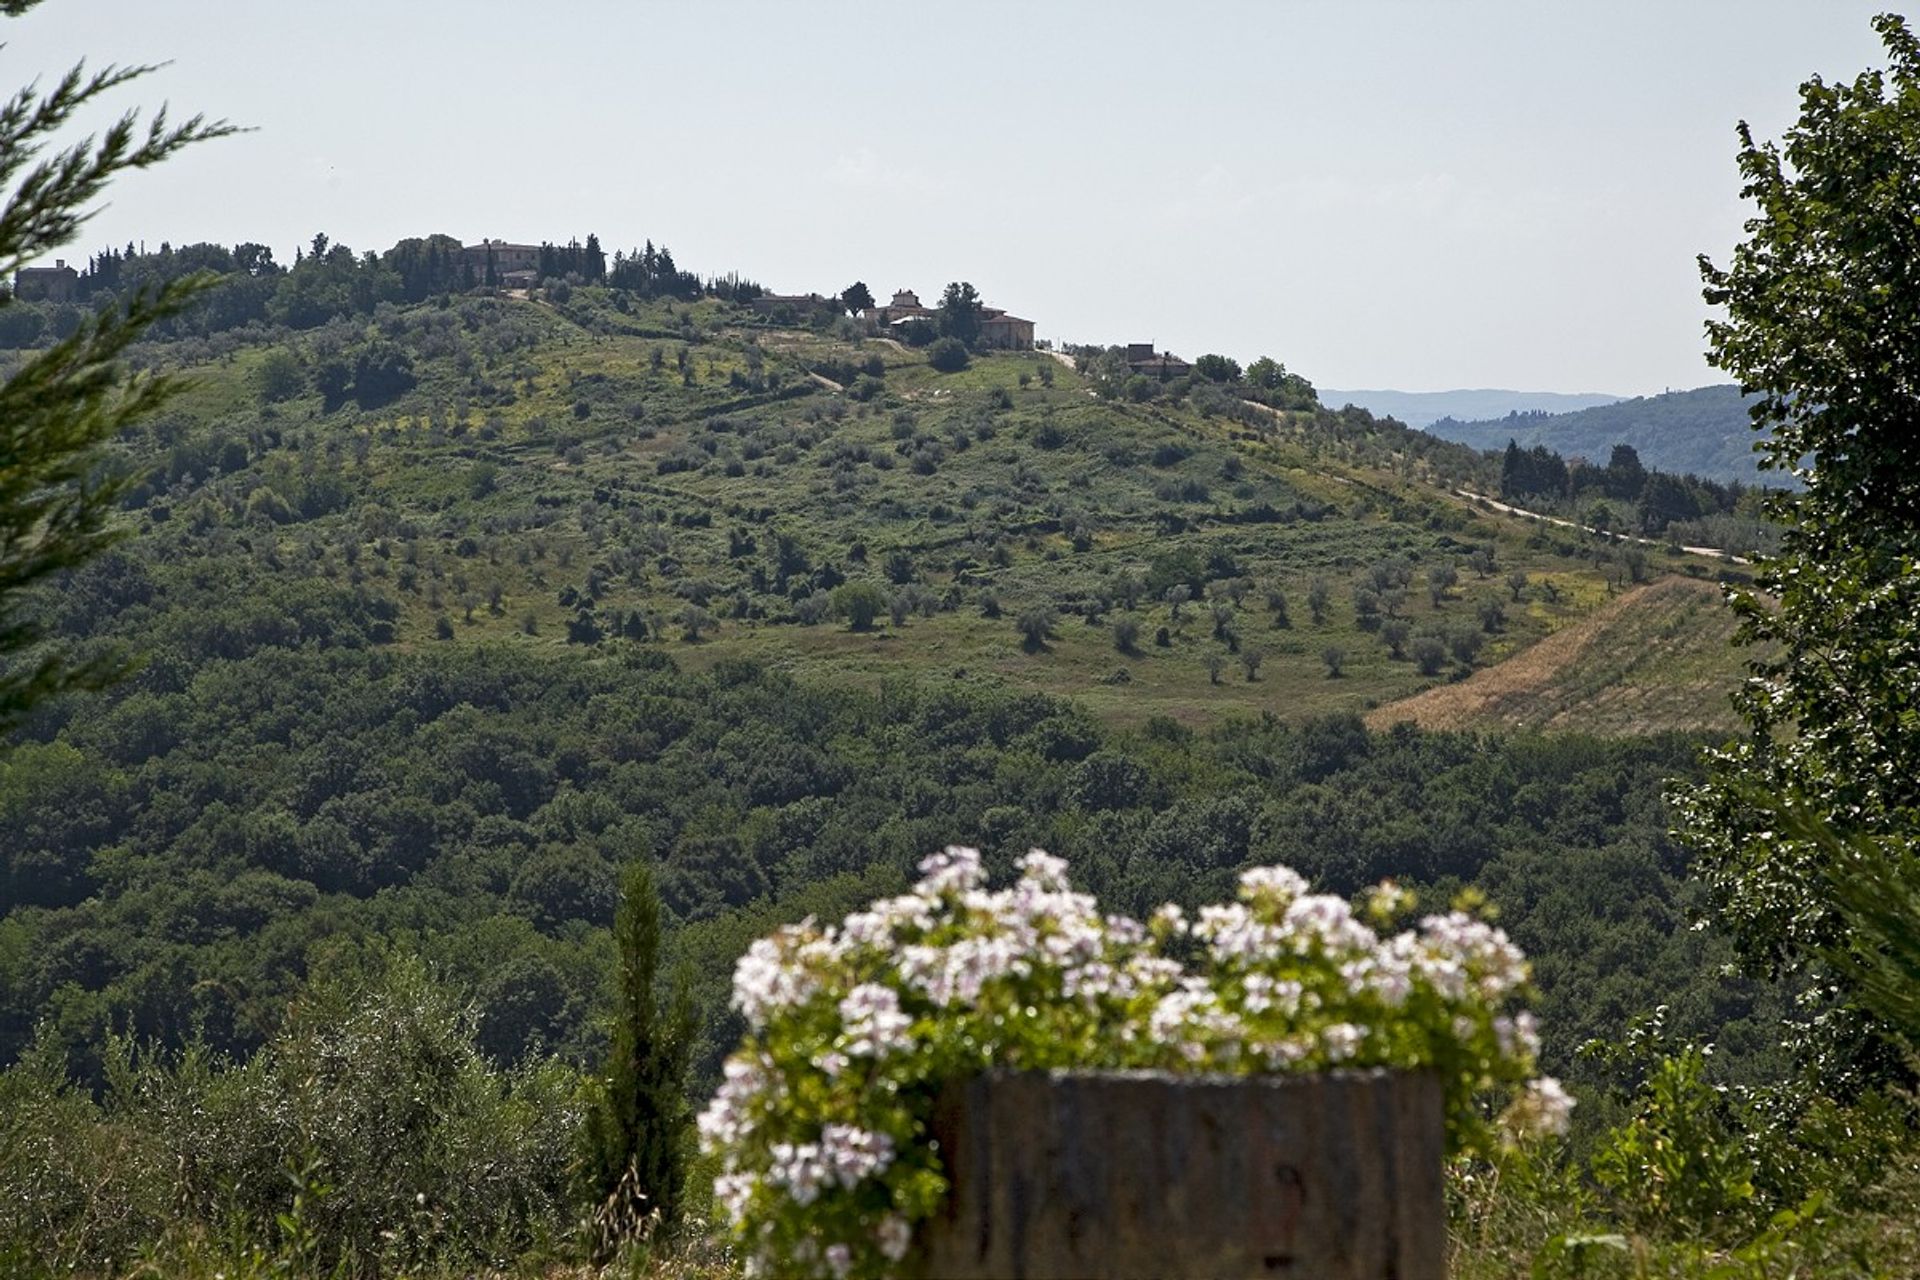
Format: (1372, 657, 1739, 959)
(1318, 388, 1624, 429)
(1421, 384, 1775, 485)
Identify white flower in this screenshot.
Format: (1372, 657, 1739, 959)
(1196, 902, 1283, 963)
(1238, 864, 1310, 904)
(1239, 974, 1303, 1017)
(730, 928, 823, 1028)
(1256, 1036, 1311, 1068)
(818, 1123, 895, 1187)
(876, 1213, 913, 1262)
(1503, 1076, 1575, 1138)
(767, 1141, 826, 1206)
(714, 1172, 757, 1221)
(1150, 986, 1246, 1063)
(1494, 1011, 1541, 1058)
(1419, 912, 1528, 998)
(1321, 1022, 1367, 1062)
(838, 983, 913, 1058)
(1017, 847, 1070, 889)
(698, 1055, 771, 1152)
(704, 843, 1548, 1278)
(1150, 902, 1189, 937)
(916, 844, 985, 896)
(1282, 894, 1378, 954)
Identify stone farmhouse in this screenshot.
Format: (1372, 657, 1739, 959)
(867, 288, 1035, 350)
(1125, 343, 1191, 379)
(458, 239, 541, 287)
(11, 259, 78, 302)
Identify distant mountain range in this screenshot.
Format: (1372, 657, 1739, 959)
(1318, 388, 1624, 429)
(1420, 384, 1777, 486)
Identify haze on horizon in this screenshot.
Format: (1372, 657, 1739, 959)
(7, 0, 1895, 396)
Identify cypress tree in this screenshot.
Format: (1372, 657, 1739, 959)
(582, 860, 694, 1251)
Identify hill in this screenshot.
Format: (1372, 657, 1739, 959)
(1318, 388, 1622, 429)
(1425, 384, 1777, 485)
(0, 280, 1748, 734)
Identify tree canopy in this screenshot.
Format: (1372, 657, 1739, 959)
(1675, 16, 1920, 1030)
(936, 280, 983, 347)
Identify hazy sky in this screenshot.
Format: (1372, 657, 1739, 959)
(7, 1, 1898, 394)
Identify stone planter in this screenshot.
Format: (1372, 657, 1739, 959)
(918, 1068, 1445, 1280)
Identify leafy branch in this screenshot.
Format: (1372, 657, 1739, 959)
(0, 5, 237, 729)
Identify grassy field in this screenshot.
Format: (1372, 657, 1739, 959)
(1365, 574, 1750, 735)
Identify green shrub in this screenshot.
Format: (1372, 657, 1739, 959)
(0, 958, 585, 1277)
(925, 338, 969, 373)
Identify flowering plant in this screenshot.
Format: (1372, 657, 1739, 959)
(700, 848, 1569, 1279)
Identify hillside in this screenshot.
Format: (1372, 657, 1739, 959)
(1319, 388, 1622, 429)
(1365, 575, 1748, 736)
(0, 282, 1749, 736)
(1426, 384, 1777, 485)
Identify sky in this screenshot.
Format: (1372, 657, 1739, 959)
(6, 0, 1899, 395)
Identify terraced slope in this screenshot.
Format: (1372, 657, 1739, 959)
(1365, 575, 1749, 736)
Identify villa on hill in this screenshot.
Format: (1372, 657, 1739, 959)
(11, 259, 78, 302)
(458, 239, 541, 287)
(1125, 342, 1190, 379)
(867, 287, 1036, 350)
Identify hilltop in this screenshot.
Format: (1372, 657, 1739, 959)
(1319, 388, 1623, 429)
(1426, 383, 1775, 485)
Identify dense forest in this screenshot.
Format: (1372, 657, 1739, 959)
(1431, 384, 1775, 487)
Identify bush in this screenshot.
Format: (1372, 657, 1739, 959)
(257, 349, 305, 403)
(1016, 605, 1056, 651)
(926, 338, 969, 373)
(1411, 635, 1447, 676)
(699, 850, 1563, 1279)
(0, 959, 584, 1277)
(832, 581, 888, 631)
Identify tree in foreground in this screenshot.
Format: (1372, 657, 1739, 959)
(0, 5, 233, 732)
(1672, 15, 1920, 1072)
(582, 860, 695, 1253)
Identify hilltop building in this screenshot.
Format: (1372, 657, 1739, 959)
(1125, 343, 1190, 379)
(12, 259, 78, 302)
(869, 288, 932, 328)
(980, 311, 1036, 351)
(867, 287, 1036, 350)
(459, 239, 541, 287)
